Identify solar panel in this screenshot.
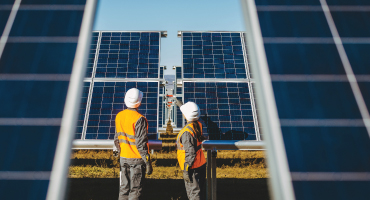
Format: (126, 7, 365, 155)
(86, 32, 99, 78)
(176, 96, 183, 128)
(182, 32, 247, 79)
(243, 1, 370, 199)
(84, 81, 159, 140)
(176, 66, 182, 79)
(183, 82, 256, 140)
(159, 96, 164, 127)
(160, 65, 164, 79)
(79, 31, 164, 141)
(0, 0, 94, 199)
(94, 32, 160, 79)
(75, 82, 91, 139)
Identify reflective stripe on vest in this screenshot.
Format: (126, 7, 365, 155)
(116, 109, 145, 159)
(176, 121, 206, 170)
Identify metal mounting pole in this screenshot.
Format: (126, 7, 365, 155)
(211, 150, 217, 200)
(207, 150, 212, 200)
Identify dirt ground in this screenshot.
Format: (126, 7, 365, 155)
(66, 178, 270, 200)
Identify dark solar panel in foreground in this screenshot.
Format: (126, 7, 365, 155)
(182, 32, 247, 79)
(0, 0, 87, 199)
(85, 82, 158, 140)
(256, 0, 370, 199)
(184, 82, 255, 140)
(95, 32, 160, 78)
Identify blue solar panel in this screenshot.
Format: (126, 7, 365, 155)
(184, 82, 255, 140)
(85, 82, 158, 140)
(182, 32, 247, 79)
(255, 1, 370, 199)
(176, 66, 182, 79)
(0, 43, 78, 74)
(159, 96, 163, 127)
(86, 33, 99, 78)
(160, 66, 164, 79)
(176, 96, 183, 128)
(0, 0, 88, 199)
(75, 82, 90, 139)
(0, 11, 10, 32)
(94, 32, 160, 78)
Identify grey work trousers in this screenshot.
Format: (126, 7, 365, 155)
(119, 162, 146, 200)
(184, 164, 206, 200)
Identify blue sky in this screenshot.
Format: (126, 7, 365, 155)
(93, 0, 245, 67)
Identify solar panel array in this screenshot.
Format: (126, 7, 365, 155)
(181, 31, 259, 140)
(250, 0, 370, 199)
(78, 31, 162, 140)
(75, 82, 91, 139)
(184, 82, 255, 140)
(94, 32, 160, 79)
(85, 81, 158, 139)
(86, 32, 99, 78)
(0, 0, 90, 199)
(182, 32, 247, 79)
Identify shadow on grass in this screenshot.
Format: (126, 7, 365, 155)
(66, 178, 270, 200)
(71, 158, 265, 168)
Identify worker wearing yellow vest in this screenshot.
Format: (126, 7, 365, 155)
(114, 88, 153, 200)
(174, 99, 207, 200)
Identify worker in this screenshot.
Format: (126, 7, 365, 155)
(114, 88, 153, 200)
(174, 99, 207, 200)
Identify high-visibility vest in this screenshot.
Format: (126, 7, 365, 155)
(116, 109, 148, 158)
(176, 121, 206, 170)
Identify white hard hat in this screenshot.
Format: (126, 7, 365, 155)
(124, 88, 143, 108)
(180, 102, 200, 122)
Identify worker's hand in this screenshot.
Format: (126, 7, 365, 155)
(113, 150, 119, 157)
(146, 162, 153, 175)
(172, 97, 183, 107)
(183, 163, 192, 183)
(145, 155, 153, 175)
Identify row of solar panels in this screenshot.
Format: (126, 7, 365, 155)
(77, 31, 260, 141)
(76, 80, 258, 140)
(0, 0, 95, 199)
(242, 1, 370, 200)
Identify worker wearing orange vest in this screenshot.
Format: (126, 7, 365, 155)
(175, 99, 207, 200)
(114, 88, 153, 200)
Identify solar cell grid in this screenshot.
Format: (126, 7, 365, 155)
(182, 32, 247, 79)
(159, 96, 163, 127)
(86, 34, 99, 77)
(248, 1, 370, 199)
(184, 82, 255, 140)
(9, 11, 83, 37)
(0, 11, 10, 32)
(160, 66, 164, 79)
(95, 32, 160, 79)
(85, 81, 158, 140)
(75, 82, 90, 139)
(176, 66, 181, 79)
(176, 96, 183, 128)
(0, 0, 91, 199)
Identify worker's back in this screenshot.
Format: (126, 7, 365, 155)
(115, 108, 146, 160)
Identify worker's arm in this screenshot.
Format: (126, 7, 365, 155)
(113, 115, 121, 156)
(135, 117, 150, 163)
(172, 96, 183, 107)
(181, 131, 197, 169)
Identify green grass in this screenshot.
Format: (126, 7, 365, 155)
(69, 150, 268, 179)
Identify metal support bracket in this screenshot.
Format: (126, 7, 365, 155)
(207, 149, 218, 200)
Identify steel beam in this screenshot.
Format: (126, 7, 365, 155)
(211, 150, 217, 200)
(72, 140, 162, 150)
(202, 140, 265, 150)
(207, 150, 212, 200)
